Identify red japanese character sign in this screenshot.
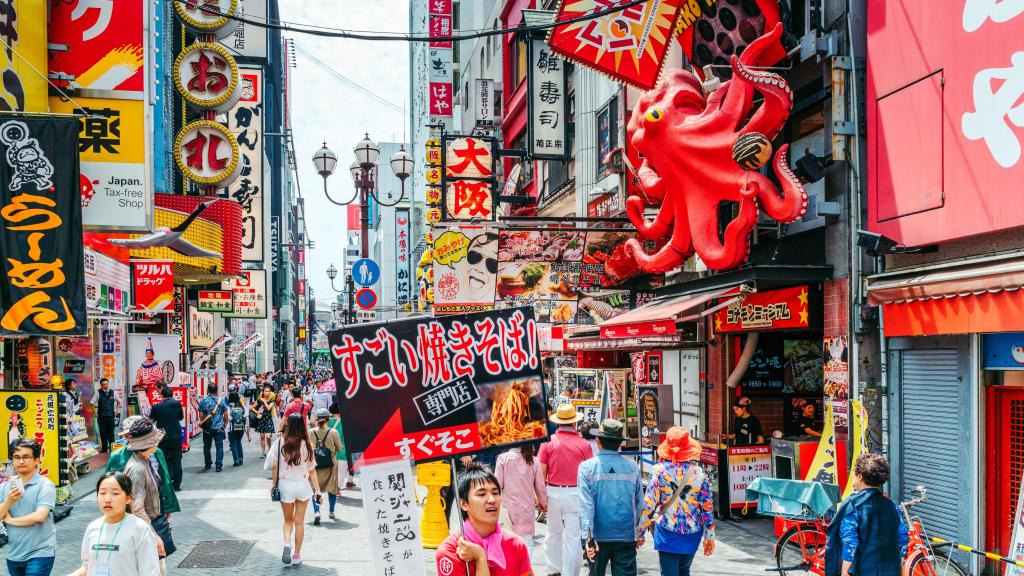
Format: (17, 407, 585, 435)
(173, 43, 242, 112)
(445, 137, 494, 179)
(328, 307, 547, 467)
(445, 181, 494, 220)
(442, 136, 497, 221)
(429, 82, 453, 117)
(174, 0, 240, 39)
(132, 259, 174, 313)
(547, 0, 685, 90)
(174, 120, 241, 186)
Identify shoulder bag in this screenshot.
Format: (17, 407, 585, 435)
(200, 400, 219, 433)
(313, 430, 334, 469)
(270, 439, 282, 502)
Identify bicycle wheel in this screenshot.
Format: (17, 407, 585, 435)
(907, 552, 971, 576)
(776, 524, 827, 576)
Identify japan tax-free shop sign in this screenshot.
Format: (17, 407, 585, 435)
(329, 307, 548, 466)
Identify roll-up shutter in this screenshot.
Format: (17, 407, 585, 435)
(900, 349, 962, 539)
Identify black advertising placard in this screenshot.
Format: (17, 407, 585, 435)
(329, 307, 547, 466)
(0, 116, 86, 336)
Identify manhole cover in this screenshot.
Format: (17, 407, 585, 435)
(178, 540, 254, 569)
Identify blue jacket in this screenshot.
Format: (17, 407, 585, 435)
(578, 450, 643, 542)
(825, 488, 904, 576)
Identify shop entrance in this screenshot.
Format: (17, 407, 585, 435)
(985, 386, 1024, 561)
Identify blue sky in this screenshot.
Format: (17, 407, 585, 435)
(286, 1, 410, 299)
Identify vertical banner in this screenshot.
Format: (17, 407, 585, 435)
(270, 216, 280, 273)
(225, 68, 264, 262)
(361, 460, 426, 576)
(0, 0, 48, 111)
(329, 308, 546, 466)
(0, 390, 63, 484)
(428, 0, 453, 117)
(396, 208, 412, 304)
(475, 78, 494, 125)
(132, 259, 175, 312)
(841, 400, 867, 500)
(803, 402, 838, 485)
(0, 116, 87, 335)
(824, 336, 850, 439)
(528, 39, 570, 160)
(170, 288, 187, 355)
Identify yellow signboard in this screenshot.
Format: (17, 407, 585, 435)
(803, 402, 837, 485)
(2, 0, 48, 111)
(0, 390, 63, 485)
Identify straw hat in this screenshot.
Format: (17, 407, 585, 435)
(657, 426, 702, 463)
(549, 403, 582, 425)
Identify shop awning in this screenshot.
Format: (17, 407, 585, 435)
(597, 285, 749, 339)
(867, 254, 1024, 336)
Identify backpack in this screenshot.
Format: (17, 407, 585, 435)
(229, 403, 246, 431)
(313, 429, 334, 469)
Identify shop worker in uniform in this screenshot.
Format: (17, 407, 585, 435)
(538, 404, 592, 576)
(578, 419, 644, 576)
(0, 438, 57, 576)
(729, 397, 764, 446)
(825, 454, 909, 576)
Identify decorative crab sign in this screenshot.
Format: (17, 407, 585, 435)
(624, 24, 807, 272)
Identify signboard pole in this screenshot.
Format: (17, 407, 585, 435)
(450, 457, 472, 574)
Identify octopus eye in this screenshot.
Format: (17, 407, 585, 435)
(645, 108, 664, 123)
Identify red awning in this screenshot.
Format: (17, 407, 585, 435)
(598, 285, 748, 339)
(867, 255, 1024, 336)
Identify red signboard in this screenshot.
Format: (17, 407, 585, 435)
(48, 0, 145, 93)
(547, 0, 684, 89)
(429, 82, 453, 117)
(601, 319, 676, 339)
(132, 259, 174, 312)
(714, 286, 810, 333)
(867, 1, 1024, 247)
(429, 15, 453, 48)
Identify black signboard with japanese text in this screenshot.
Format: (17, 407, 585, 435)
(0, 116, 86, 336)
(328, 307, 548, 466)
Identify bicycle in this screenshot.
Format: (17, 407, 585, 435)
(773, 486, 970, 576)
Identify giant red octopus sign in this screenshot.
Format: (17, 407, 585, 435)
(625, 24, 807, 272)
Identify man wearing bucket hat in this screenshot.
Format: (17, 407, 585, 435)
(538, 403, 592, 576)
(578, 419, 644, 576)
(640, 426, 716, 576)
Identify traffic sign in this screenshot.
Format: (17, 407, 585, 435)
(352, 258, 380, 287)
(356, 288, 378, 310)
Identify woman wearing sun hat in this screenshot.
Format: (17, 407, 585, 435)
(639, 426, 715, 576)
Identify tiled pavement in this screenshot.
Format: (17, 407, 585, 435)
(21, 433, 778, 575)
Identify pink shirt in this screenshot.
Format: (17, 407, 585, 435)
(265, 438, 315, 481)
(435, 529, 534, 576)
(494, 450, 547, 537)
(537, 428, 592, 487)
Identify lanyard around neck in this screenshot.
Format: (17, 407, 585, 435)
(95, 516, 126, 563)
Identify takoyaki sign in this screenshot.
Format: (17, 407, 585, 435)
(328, 307, 548, 467)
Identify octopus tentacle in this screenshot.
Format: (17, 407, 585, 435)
(691, 190, 759, 271)
(732, 56, 793, 140)
(627, 193, 673, 241)
(755, 144, 808, 223)
(717, 23, 784, 127)
(624, 205, 693, 273)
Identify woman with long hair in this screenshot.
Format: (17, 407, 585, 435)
(494, 444, 547, 544)
(252, 384, 277, 457)
(265, 413, 318, 566)
(69, 472, 161, 576)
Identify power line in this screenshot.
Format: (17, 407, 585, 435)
(171, 0, 649, 42)
(293, 45, 404, 114)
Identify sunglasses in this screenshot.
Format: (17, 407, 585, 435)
(467, 250, 498, 274)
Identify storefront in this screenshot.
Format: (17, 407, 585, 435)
(866, 255, 1021, 559)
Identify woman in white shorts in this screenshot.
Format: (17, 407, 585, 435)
(266, 413, 318, 566)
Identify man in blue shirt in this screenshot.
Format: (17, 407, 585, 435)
(578, 419, 644, 576)
(197, 383, 229, 472)
(825, 453, 909, 576)
(0, 438, 57, 576)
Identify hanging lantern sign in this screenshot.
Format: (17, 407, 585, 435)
(174, 43, 242, 112)
(425, 166, 442, 185)
(175, 0, 240, 39)
(426, 186, 442, 204)
(174, 120, 241, 186)
(425, 206, 442, 224)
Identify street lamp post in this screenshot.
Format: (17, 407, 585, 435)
(326, 263, 355, 325)
(313, 135, 413, 259)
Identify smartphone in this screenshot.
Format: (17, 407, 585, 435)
(9, 475, 24, 493)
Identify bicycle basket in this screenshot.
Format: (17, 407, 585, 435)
(745, 478, 841, 520)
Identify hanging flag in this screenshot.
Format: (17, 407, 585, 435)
(228, 333, 263, 363)
(803, 401, 837, 485)
(190, 331, 233, 370)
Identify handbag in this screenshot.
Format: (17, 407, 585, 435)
(271, 439, 282, 502)
(200, 402, 219, 433)
(151, 514, 177, 557)
(313, 430, 334, 469)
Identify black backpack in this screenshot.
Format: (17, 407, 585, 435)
(229, 403, 246, 431)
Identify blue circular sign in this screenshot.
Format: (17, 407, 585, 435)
(355, 288, 378, 310)
(352, 258, 380, 287)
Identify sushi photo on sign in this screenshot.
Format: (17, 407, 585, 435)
(328, 307, 548, 467)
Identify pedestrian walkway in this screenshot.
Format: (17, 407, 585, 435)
(32, 432, 777, 574)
